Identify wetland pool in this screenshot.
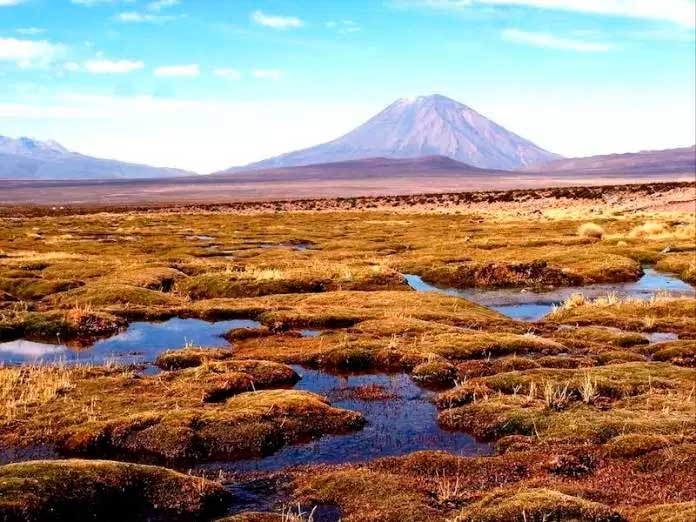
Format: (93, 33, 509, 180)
(198, 366, 490, 475)
(0, 317, 259, 365)
(405, 268, 695, 321)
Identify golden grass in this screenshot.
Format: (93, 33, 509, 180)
(548, 291, 678, 320)
(0, 364, 74, 422)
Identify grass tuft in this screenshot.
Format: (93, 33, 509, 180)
(577, 222, 605, 239)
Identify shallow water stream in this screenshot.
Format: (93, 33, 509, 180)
(405, 268, 695, 321)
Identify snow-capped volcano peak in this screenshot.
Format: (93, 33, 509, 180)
(235, 94, 559, 171)
(0, 134, 193, 180)
(0, 136, 72, 157)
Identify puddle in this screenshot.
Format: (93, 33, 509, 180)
(226, 478, 289, 515)
(290, 241, 316, 251)
(259, 241, 316, 251)
(196, 366, 490, 475)
(224, 477, 341, 521)
(0, 317, 260, 365)
(644, 332, 679, 343)
(0, 445, 59, 465)
(300, 329, 322, 337)
(405, 268, 695, 321)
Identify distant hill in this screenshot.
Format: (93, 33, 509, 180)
(215, 155, 501, 181)
(0, 136, 193, 180)
(528, 146, 696, 176)
(222, 94, 560, 173)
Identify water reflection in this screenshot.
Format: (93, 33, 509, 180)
(405, 268, 695, 321)
(198, 366, 490, 475)
(0, 317, 259, 365)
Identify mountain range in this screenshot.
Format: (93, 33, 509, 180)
(225, 94, 559, 173)
(528, 146, 696, 176)
(1, 95, 693, 182)
(0, 136, 192, 180)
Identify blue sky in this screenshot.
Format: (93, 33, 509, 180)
(0, 0, 694, 172)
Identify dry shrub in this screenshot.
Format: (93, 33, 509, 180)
(281, 504, 317, 522)
(628, 221, 669, 239)
(548, 293, 587, 317)
(577, 222, 605, 239)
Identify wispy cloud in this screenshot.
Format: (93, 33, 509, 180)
(117, 11, 179, 23)
(16, 27, 45, 35)
(251, 10, 304, 29)
(253, 69, 281, 80)
(0, 37, 65, 67)
(0, 0, 25, 5)
(502, 28, 613, 51)
(84, 59, 144, 73)
(147, 0, 178, 11)
(394, 0, 696, 27)
(326, 20, 361, 33)
(154, 64, 199, 77)
(214, 67, 241, 80)
(71, 0, 119, 5)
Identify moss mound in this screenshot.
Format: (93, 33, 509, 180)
(108, 266, 186, 290)
(45, 283, 182, 308)
(652, 341, 696, 367)
(0, 277, 83, 301)
(60, 390, 364, 462)
(605, 433, 671, 458)
(552, 326, 648, 348)
(0, 459, 229, 521)
(1, 309, 125, 343)
(633, 502, 696, 522)
(155, 347, 237, 370)
(410, 359, 458, 386)
(452, 488, 624, 522)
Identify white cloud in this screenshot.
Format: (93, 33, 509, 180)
(84, 59, 144, 73)
(0, 94, 376, 171)
(154, 64, 199, 77)
(251, 10, 304, 29)
(253, 69, 281, 80)
(502, 29, 613, 51)
(63, 62, 82, 72)
(147, 0, 178, 10)
(396, 1, 696, 27)
(0, 37, 64, 67)
(0, 0, 25, 5)
(214, 68, 241, 80)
